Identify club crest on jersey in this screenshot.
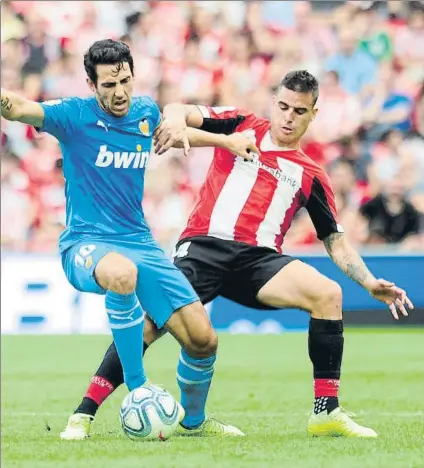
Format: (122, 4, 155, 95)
(95, 145, 150, 169)
(139, 118, 150, 136)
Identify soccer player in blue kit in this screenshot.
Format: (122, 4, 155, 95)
(1, 39, 255, 439)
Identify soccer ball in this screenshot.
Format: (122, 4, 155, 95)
(120, 385, 182, 441)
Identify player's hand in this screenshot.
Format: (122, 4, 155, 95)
(225, 132, 260, 160)
(367, 278, 414, 320)
(154, 119, 190, 157)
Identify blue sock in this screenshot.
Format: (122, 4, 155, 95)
(105, 291, 146, 391)
(177, 350, 216, 428)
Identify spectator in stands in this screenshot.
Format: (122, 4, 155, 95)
(360, 177, 421, 246)
(1, 0, 26, 42)
(336, 133, 372, 185)
(21, 13, 61, 76)
(310, 70, 362, 144)
(368, 129, 417, 195)
(245, 86, 272, 119)
(267, 35, 319, 90)
(325, 26, 377, 95)
(328, 160, 368, 244)
(220, 31, 266, 106)
(1, 37, 25, 70)
(394, 2, 424, 87)
(186, 4, 224, 72)
(177, 37, 214, 104)
(354, 4, 393, 63)
(44, 50, 90, 99)
(413, 81, 424, 136)
(362, 62, 414, 140)
(291, 1, 336, 65)
(1, 150, 33, 251)
(245, 1, 280, 58)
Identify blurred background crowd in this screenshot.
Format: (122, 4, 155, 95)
(1, 0, 424, 254)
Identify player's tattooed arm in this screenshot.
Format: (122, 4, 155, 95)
(323, 232, 376, 289)
(1, 95, 13, 113)
(1, 88, 44, 127)
(324, 232, 413, 318)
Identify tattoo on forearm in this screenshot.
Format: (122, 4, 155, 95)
(324, 233, 372, 286)
(323, 232, 344, 250)
(1, 96, 13, 112)
(342, 256, 369, 285)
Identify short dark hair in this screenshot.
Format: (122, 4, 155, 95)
(326, 70, 340, 82)
(279, 70, 319, 106)
(84, 39, 134, 85)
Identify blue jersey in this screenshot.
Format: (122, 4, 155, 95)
(39, 96, 161, 253)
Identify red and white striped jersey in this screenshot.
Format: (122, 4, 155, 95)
(180, 106, 343, 253)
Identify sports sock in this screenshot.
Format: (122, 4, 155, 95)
(177, 350, 216, 429)
(75, 341, 150, 416)
(308, 318, 344, 415)
(105, 291, 146, 391)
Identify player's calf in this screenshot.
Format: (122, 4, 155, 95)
(166, 301, 218, 358)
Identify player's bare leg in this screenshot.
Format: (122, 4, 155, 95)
(257, 260, 378, 438)
(164, 302, 244, 437)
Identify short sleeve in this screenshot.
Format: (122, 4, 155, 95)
(305, 170, 344, 241)
(144, 96, 161, 131)
(38, 98, 81, 141)
(196, 106, 255, 135)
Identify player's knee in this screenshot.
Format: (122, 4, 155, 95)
(106, 259, 138, 294)
(185, 328, 218, 358)
(110, 266, 137, 294)
(313, 280, 343, 319)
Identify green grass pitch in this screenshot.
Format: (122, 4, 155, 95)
(2, 330, 423, 468)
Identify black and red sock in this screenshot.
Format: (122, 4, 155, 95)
(74, 341, 149, 417)
(308, 318, 344, 415)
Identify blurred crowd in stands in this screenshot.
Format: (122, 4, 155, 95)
(1, 0, 424, 253)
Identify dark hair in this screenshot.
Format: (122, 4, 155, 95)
(83, 39, 134, 85)
(326, 70, 340, 82)
(279, 70, 319, 106)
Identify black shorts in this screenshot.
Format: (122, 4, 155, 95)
(173, 236, 296, 310)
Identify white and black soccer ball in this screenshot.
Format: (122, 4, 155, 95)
(120, 385, 181, 441)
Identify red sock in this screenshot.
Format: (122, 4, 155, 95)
(86, 376, 115, 406)
(314, 379, 340, 398)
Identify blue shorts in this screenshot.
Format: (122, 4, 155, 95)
(61, 238, 199, 328)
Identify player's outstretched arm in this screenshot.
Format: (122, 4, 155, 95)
(182, 127, 259, 159)
(323, 232, 414, 319)
(162, 103, 204, 128)
(1, 88, 44, 127)
(154, 104, 205, 156)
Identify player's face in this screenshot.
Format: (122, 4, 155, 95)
(270, 87, 317, 148)
(89, 62, 134, 117)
